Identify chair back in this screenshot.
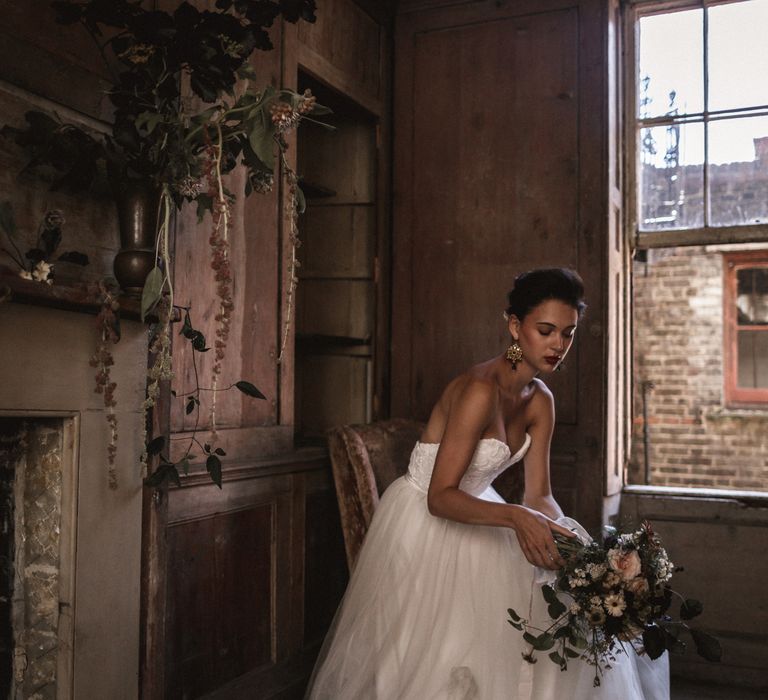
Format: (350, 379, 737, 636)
(327, 419, 423, 571)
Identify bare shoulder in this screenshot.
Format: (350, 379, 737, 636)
(446, 372, 498, 414)
(526, 378, 555, 422)
(423, 371, 498, 442)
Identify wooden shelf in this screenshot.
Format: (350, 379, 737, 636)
(299, 179, 337, 199)
(296, 333, 371, 347)
(0, 271, 175, 323)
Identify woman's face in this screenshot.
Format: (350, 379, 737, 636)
(509, 298, 579, 373)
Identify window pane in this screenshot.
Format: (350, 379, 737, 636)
(638, 9, 703, 118)
(708, 117, 768, 226)
(708, 0, 768, 112)
(737, 330, 768, 388)
(639, 122, 704, 230)
(737, 267, 768, 324)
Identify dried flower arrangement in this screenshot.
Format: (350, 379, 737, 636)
(1, 0, 331, 489)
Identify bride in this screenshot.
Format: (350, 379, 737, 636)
(306, 268, 669, 699)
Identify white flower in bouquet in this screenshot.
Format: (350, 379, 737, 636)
(604, 592, 627, 617)
(587, 563, 607, 579)
(32, 260, 53, 282)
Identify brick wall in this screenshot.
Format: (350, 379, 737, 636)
(630, 246, 768, 490)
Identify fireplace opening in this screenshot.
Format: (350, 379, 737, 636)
(0, 417, 65, 700)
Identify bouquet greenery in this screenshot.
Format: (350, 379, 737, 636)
(508, 521, 721, 687)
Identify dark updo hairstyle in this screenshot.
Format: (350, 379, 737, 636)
(505, 268, 587, 321)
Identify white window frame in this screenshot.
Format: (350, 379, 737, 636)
(625, 0, 768, 251)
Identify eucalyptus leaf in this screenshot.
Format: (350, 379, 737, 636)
(206, 454, 223, 489)
(147, 436, 165, 456)
(548, 601, 567, 619)
(140, 266, 164, 321)
(185, 396, 196, 415)
(247, 109, 275, 171)
(542, 585, 559, 605)
(531, 633, 555, 651)
(235, 380, 266, 399)
(680, 599, 703, 621)
(642, 624, 666, 660)
(690, 629, 722, 662)
(507, 608, 521, 623)
(548, 651, 565, 668)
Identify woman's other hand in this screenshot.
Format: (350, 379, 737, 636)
(509, 505, 577, 570)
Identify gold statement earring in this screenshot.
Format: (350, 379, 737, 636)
(505, 341, 523, 369)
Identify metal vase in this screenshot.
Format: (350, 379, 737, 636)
(109, 174, 161, 298)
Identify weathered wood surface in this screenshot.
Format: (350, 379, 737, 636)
(393, 0, 608, 528)
(165, 454, 346, 700)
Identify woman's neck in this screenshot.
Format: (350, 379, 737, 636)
(494, 354, 538, 398)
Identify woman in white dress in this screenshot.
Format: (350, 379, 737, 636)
(306, 268, 669, 699)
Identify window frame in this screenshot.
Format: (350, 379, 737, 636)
(723, 250, 768, 405)
(622, 0, 768, 499)
(625, 0, 768, 251)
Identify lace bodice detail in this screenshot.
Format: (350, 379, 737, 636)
(404, 435, 531, 496)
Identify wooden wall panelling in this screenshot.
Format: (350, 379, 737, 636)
(299, 206, 376, 278)
(395, 2, 579, 417)
(0, 0, 111, 120)
(165, 471, 292, 698)
(303, 469, 348, 648)
(297, 280, 374, 338)
(297, 0, 383, 114)
(164, 455, 344, 700)
(393, 0, 610, 529)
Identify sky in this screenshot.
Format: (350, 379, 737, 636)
(639, 0, 768, 166)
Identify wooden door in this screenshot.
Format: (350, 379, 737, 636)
(394, 0, 610, 528)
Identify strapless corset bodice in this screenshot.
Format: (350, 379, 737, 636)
(404, 435, 531, 496)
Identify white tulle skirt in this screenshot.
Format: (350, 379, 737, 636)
(306, 477, 669, 699)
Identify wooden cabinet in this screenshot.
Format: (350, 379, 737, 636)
(165, 455, 347, 700)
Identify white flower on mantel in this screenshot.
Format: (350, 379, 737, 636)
(19, 270, 33, 280)
(31, 260, 53, 283)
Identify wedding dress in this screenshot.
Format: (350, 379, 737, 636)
(306, 436, 670, 699)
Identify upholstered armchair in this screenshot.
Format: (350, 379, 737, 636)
(327, 418, 424, 572)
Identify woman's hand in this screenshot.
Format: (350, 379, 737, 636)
(509, 505, 578, 570)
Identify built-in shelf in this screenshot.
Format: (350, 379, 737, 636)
(0, 270, 175, 323)
(296, 333, 371, 347)
(299, 179, 337, 199)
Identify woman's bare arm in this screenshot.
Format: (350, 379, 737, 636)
(521, 381, 565, 520)
(426, 378, 574, 568)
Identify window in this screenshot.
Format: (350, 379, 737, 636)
(630, 0, 768, 246)
(626, 0, 768, 492)
(724, 252, 768, 404)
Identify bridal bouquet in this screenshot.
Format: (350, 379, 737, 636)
(507, 521, 720, 686)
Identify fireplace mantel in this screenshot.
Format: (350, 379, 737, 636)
(0, 301, 147, 699)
